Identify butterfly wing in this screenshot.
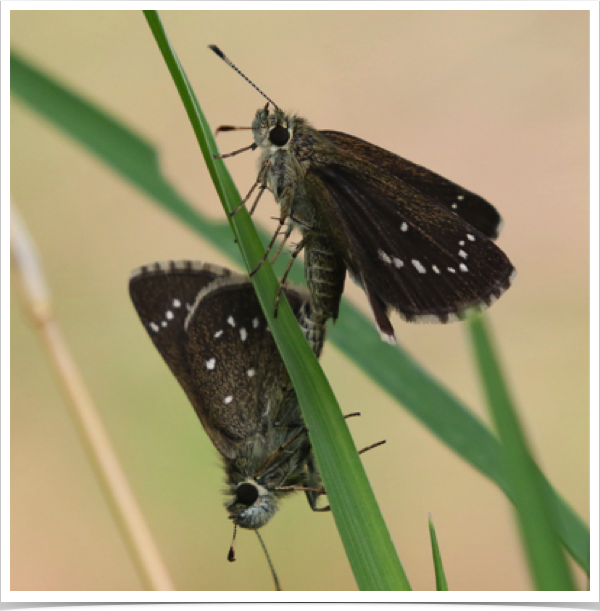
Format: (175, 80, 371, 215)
(184, 276, 308, 459)
(321, 130, 503, 240)
(305, 156, 515, 335)
(129, 260, 230, 395)
(129, 261, 310, 460)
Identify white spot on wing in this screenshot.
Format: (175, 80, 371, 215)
(161, 321, 168, 327)
(400, 222, 408, 232)
(150, 322, 160, 332)
(247, 368, 256, 377)
(165, 310, 174, 320)
(432, 265, 440, 274)
(393, 257, 404, 268)
(412, 259, 427, 274)
(227, 316, 236, 327)
(448, 267, 456, 273)
(460, 263, 469, 272)
(252, 317, 260, 329)
(459, 240, 465, 246)
(451, 203, 458, 210)
(239, 328, 248, 341)
(459, 250, 468, 259)
(214, 329, 223, 338)
(223, 396, 233, 404)
(467, 234, 475, 241)
(378, 249, 391, 264)
(206, 358, 216, 370)
(457, 195, 465, 200)
(173, 299, 181, 308)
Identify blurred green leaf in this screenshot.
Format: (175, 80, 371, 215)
(468, 316, 576, 590)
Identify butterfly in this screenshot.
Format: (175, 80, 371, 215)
(211, 45, 516, 343)
(129, 261, 329, 540)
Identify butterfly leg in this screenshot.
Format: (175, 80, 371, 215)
(231, 162, 269, 216)
(254, 426, 309, 479)
(230, 179, 261, 217)
(249, 184, 268, 216)
(212, 141, 257, 160)
(269, 223, 294, 265)
(250, 216, 289, 276)
(303, 454, 330, 512)
(273, 236, 307, 317)
(358, 440, 386, 455)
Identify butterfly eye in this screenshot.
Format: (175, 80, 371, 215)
(269, 125, 289, 146)
(236, 482, 259, 506)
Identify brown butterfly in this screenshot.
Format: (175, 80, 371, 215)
(211, 45, 516, 343)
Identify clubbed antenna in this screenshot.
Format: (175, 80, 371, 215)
(209, 44, 279, 109)
(227, 523, 238, 562)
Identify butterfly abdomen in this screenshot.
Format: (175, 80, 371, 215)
(303, 232, 347, 323)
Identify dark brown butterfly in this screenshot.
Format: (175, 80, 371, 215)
(129, 261, 383, 587)
(210, 45, 516, 343)
(129, 261, 328, 584)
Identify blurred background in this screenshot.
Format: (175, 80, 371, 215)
(10, 10, 589, 591)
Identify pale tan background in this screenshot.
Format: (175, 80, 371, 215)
(10, 10, 589, 591)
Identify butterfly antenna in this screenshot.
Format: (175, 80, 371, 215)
(227, 523, 238, 562)
(209, 45, 280, 109)
(255, 531, 282, 591)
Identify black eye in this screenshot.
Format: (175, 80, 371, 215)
(236, 483, 259, 506)
(269, 125, 289, 146)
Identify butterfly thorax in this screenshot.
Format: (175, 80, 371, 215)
(252, 107, 322, 222)
(224, 422, 314, 529)
(252, 107, 348, 321)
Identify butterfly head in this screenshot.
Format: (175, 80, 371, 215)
(227, 479, 278, 530)
(252, 105, 295, 152)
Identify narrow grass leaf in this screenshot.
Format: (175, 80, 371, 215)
(468, 316, 576, 590)
(142, 11, 409, 591)
(428, 516, 448, 591)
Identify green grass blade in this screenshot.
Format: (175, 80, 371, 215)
(428, 516, 448, 591)
(468, 316, 576, 590)
(10, 48, 589, 576)
(144, 11, 409, 591)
